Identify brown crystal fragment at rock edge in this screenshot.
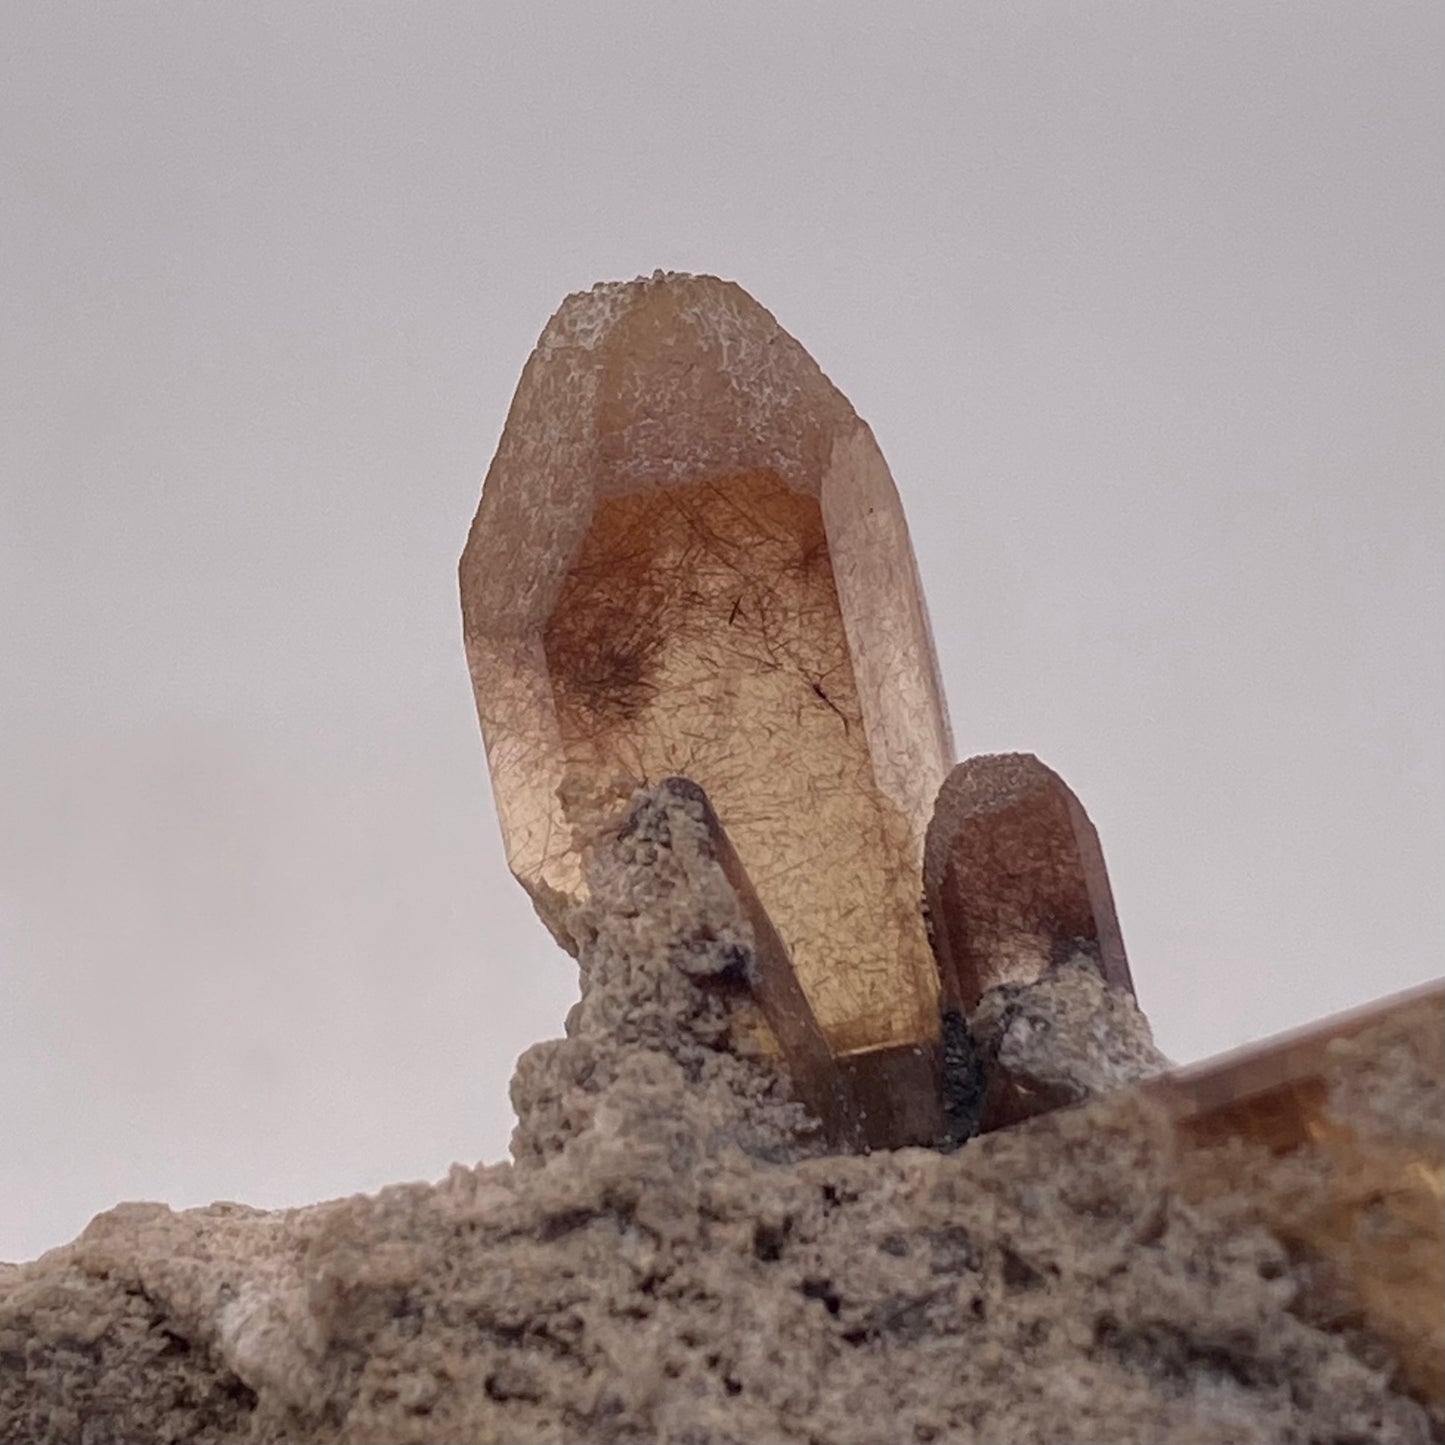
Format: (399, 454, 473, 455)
(1148, 981, 1445, 1410)
(461, 273, 954, 1070)
(923, 753, 1134, 1014)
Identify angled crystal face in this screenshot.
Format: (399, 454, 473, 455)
(461, 274, 953, 1063)
(1149, 982, 1445, 1410)
(923, 753, 1133, 1013)
(1150, 979, 1445, 1152)
(648, 776, 861, 1146)
(652, 777, 943, 1150)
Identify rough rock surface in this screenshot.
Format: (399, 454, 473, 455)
(2, 786, 1438, 1444)
(967, 958, 1170, 1132)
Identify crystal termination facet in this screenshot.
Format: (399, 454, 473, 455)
(923, 753, 1133, 1014)
(461, 274, 954, 1076)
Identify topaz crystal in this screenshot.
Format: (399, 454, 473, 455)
(923, 753, 1134, 1013)
(645, 777, 945, 1149)
(461, 273, 954, 1079)
(649, 777, 853, 1136)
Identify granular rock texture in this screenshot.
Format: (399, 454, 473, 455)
(967, 957, 1170, 1132)
(1158, 987, 1445, 1410)
(2, 787, 1438, 1444)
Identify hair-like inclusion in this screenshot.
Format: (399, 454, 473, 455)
(460, 273, 954, 1135)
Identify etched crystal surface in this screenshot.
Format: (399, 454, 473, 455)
(461, 274, 954, 1063)
(923, 753, 1133, 1013)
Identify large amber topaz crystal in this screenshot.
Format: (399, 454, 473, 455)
(461, 274, 954, 1091)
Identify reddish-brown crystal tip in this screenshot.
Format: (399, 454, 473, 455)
(923, 753, 1133, 1013)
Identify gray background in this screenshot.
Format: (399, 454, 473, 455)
(2, 4, 1440, 1264)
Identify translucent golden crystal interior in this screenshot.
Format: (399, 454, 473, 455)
(1151, 983, 1445, 1409)
(461, 274, 954, 1061)
(545, 469, 932, 1053)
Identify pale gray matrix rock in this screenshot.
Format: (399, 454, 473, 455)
(1, 784, 1435, 1444)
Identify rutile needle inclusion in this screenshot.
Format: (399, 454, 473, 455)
(461, 273, 954, 1109)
